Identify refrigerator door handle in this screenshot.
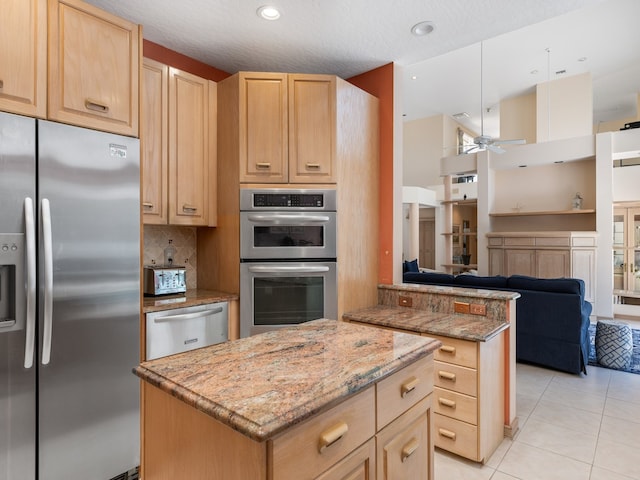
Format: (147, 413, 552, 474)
(41, 198, 54, 365)
(24, 197, 36, 369)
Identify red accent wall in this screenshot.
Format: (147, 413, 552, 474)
(143, 40, 231, 81)
(347, 63, 394, 285)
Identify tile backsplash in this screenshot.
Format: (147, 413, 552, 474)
(143, 225, 197, 289)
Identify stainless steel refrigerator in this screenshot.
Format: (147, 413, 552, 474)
(0, 111, 140, 480)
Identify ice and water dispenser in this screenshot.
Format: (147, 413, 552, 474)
(0, 233, 25, 333)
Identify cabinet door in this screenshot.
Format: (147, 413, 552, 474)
(168, 67, 210, 226)
(314, 439, 375, 480)
(239, 72, 287, 183)
(141, 58, 168, 225)
(0, 0, 47, 118)
(572, 248, 596, 303)
(376, 399, 432, 480)
(289, 74, 336, 183)
(488, 248, 504, 276)
(48, 0, 139, 136)
(504, 249, 535, 277)
(535, 249, 570, 278)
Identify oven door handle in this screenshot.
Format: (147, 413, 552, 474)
(246, 214, 331, 223)
(248, 265, 330, 274)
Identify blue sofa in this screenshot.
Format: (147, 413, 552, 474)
(402, 270, 592, 374)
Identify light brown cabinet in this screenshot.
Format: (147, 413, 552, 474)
(141, 58, 217, 226)
(0, 0, 47, 118)
(487, 232, 597, 305)
(229, 72, 336, 184)
(142, 354, 433, 480)
(47, 0, 140, 136)
(428, 333, 505, 463)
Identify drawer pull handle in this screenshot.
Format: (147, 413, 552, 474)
(401, 376, 419, 398)
(318, 421, 348, 453)
(0, 79, 3, 89)
(401, 437, 419, 463)
(142, 202, 154, 209)
(438, 371, 456, 381)
(439, 428, 457, 440)
(256, 162, 271, 169)
(182, 204, 198, 213)
(438, 398, 456, 408)
(85, 99, 109, 113)
(440, 345, 456, 354)
(306, 163, 321, 169)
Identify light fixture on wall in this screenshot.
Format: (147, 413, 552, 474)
(257, 5, 281, 20)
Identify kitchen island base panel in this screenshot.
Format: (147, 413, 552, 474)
(143, 382, 267, 480)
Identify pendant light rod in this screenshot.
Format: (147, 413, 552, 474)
(480, 41, 484, 137)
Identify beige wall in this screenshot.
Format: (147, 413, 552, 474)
(500, 92, 536, 145)
(492, 159, 595, 212)
(403, 115, 443, 187)
(537, 72, 593, 142)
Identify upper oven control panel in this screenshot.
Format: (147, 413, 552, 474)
(240, 189, 336, 211)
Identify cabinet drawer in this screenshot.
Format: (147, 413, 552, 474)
(270, 387, 375, 480)
(376, 354, 433, 430)
(504, 237, 534, 246)
(430, 335, 477, 369)
(433, 386, 477, 425)
(535, 236, 570, 247)
(434, 413, 478, 461)
(434, 361, 477, 397)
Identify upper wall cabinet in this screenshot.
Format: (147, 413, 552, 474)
(48, 0, 140, 137)
(0, 0, 47, 118)
(141, 58, 217, 226)
(221, 72, 336, 184)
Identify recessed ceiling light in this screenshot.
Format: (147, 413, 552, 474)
(411, 75, 418, 80)
(578, 57, 587, 62)
(453, 112, 470, 119)
(257, 5, 281, 20)
(530, 69, 539, 75)
(411, 21, 435, 36)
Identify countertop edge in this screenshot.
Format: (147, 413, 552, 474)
(143, 289, 238, 313)
(134, 339, 440, 442)
(379, 283, 521, 300)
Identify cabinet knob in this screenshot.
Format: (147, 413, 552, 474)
(305, 163, 321, 169)
(439, 345, 456, 354)
(0, 80, 4, 89)
(255, 162, 271, 169)
(438, 428, 457, 440)
(400, 376, 419, 398)
(182, 204, 198, 214)
(438, 371, 456, 381)
(84, 99, 109, 113)
(438, 397, 456, 408)
(142, 202, 154, 209)
(318, 421, 348, 453)
(401, 437, 419, 463)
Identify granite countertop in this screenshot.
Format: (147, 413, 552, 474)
(385, 282, 520, 301)
(343, 305, 509, 342)
(133, 318, 440, 442)
(143, 289, 238, 313)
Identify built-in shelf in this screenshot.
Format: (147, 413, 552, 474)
(489, 209, 596, 217)
(441, 199, 478, 205)
(441, 263, 478, 269)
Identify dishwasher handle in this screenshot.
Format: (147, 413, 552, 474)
(153, 307, 224, 323)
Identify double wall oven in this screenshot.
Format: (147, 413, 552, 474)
(240, 189, 337, 337)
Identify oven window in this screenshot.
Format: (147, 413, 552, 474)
(254, 226, 324, 247)
(254, 276, 324, 325)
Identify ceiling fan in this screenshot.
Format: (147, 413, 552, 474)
(463, 42, 525, 154)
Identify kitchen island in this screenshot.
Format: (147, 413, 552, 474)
(134, 318, 441, 479)
(343, 283, 517, 463)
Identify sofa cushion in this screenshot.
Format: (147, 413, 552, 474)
(403, 272, 455, 285)
(403, 259, 420, 273)
(454, 274, 508, 288)
(507, 275, 585, 297)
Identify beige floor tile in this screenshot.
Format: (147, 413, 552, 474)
(484, 437, 512, 469)
(590, 465, 639, 480)
(530, 400, 602, 436)
(550, 367, 610, 394)
(516, 392, 539, 419)
(434, 449, 495, 480)
(598, 415, 640, 449)
(491, 473, 521, 480)
(516, 418, 597, 463)
(540, 381, 606, 414)
(593, 439, 640, 479)
(497, 442, 591, 480)
(603, 397, 640, 422)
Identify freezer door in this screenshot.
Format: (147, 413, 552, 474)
(37, 121, 140, 480)
(0, 112, 37, 480)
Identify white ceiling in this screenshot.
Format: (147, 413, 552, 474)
(85, 0, 637, 138)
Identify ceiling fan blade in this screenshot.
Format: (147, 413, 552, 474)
(487, 144, 506, 154)
(463, 145, 479, 154)
(493, 138, 526, 146)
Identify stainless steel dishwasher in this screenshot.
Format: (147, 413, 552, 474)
(146, 302, 228, 360)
